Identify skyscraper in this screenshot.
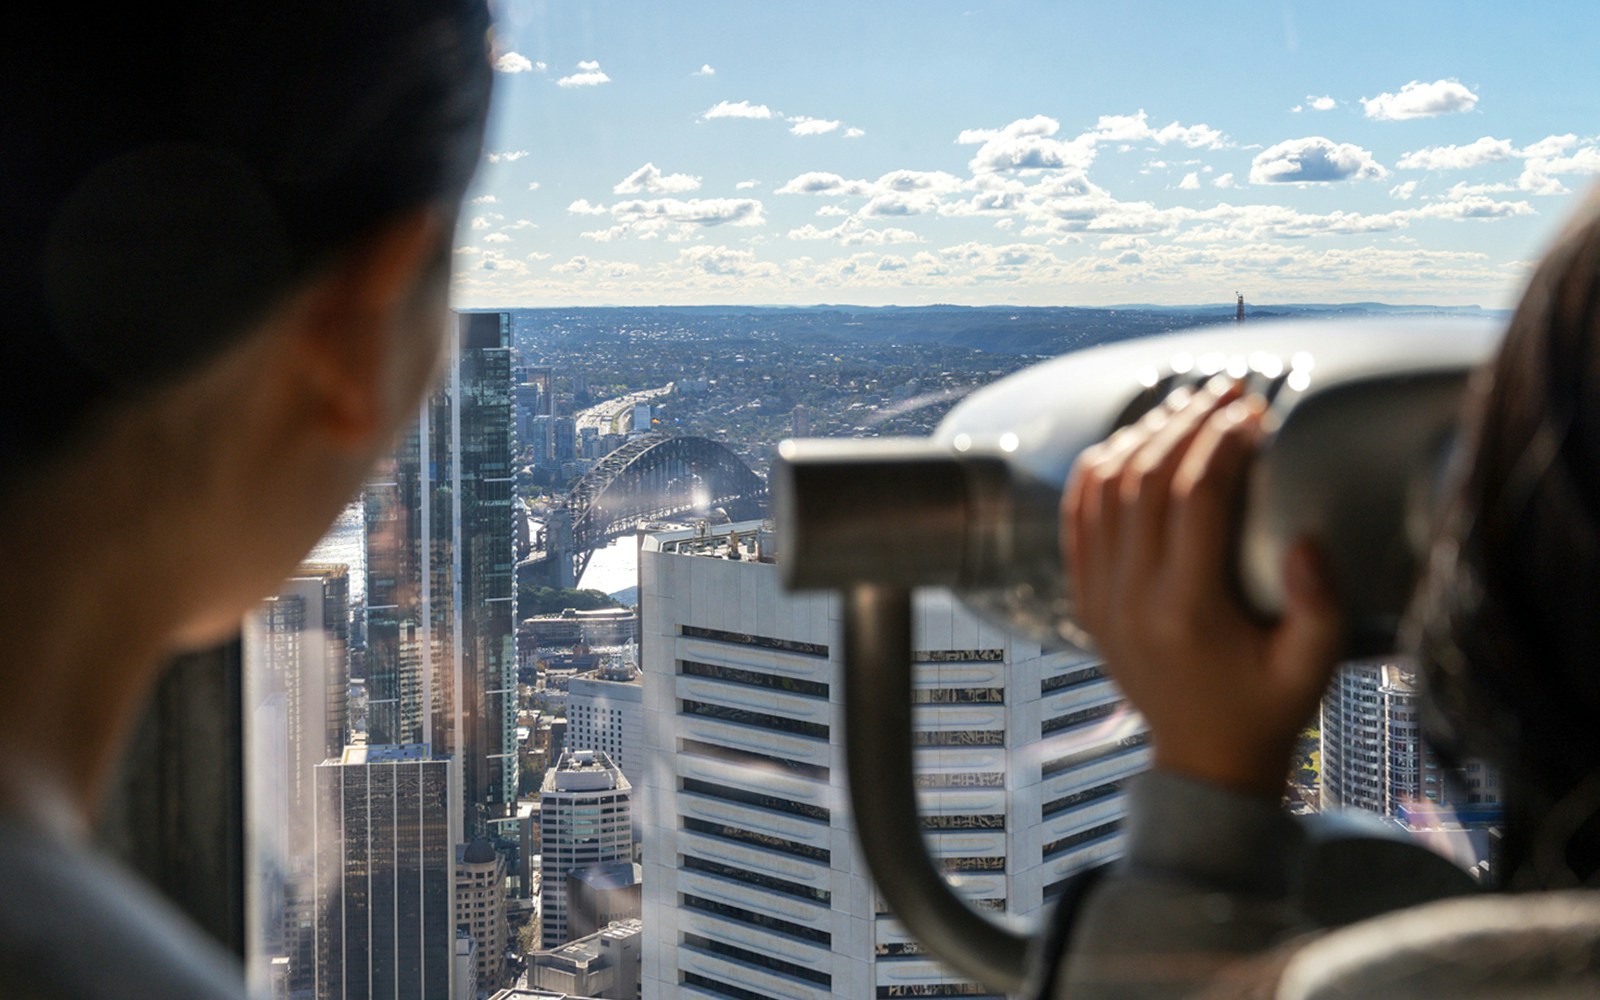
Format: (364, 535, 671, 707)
(639, 521, 1141, 1000)
(541, 750, 635, 949)
(313, 743, 455, 1000)
(566, 655, 643, 794)
(365, 311, 517, 838)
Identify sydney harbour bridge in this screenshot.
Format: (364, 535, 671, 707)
(521, 433, 768, 587)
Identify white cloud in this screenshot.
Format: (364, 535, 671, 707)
(469, 216, 493, 230)
(527, 181, 541, 191)
(1087, 110, 1230, 150)
(844, 127, 866, 138)
(579, 197, 766, 240)
(483, 233, 512, 243)
(776, 172, 872, 196)
(815, 205, 850, 217)
(735, 179, 760, 190)
(1290, 104, 1303, 114)
(1309, 95, 1338, 111)
(557, 60, 611, 88)
(676, 244, 779, 277)
(552, 256, 590, 274)
(787, 218, 922, 246)
(1178, 172, 1200, 190)
(1249, 136, 1388, 183)
(495, 52, 535, 74)
(469, 194, 498, 204)
(1518, 144, 1600, 195)
(961, 116, 1096, 174)
(613, 162, 703, 194)
(487, 150, 529, 163)
(1390, 180, 1418, 200)
(567, 199, 610, 215)
(693, 64, 716, 76)
(789, 116, 841, 136)
(1397, 136, 1516, 170)
(702, 100, 775, 120)
(1522, 134, 1578, 159)
(1361, 79, 1479, 121)
(535, 61, 547, 73)
(1212, 172, 1236, 189)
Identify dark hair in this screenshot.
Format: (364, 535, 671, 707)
(0, 1, 493, 480)
(1411, 194, 1600, 889)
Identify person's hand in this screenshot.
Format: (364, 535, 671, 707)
(1063, 378, 1345, 800)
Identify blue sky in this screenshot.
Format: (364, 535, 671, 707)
(452, 1, 1600, 308)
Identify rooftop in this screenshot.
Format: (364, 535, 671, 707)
(541, 749, 628, 793)
(644, 518, 775, 561)
(335, 742, 438, 766)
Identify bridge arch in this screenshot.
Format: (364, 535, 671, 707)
(565, 434, 767, 579)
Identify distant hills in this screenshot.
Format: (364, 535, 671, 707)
(508, 302, 1508, 358)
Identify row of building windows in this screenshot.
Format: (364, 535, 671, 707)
(913, 771, 1005, 789)
(682, 816, 832, 863)
(1041, 701, 1120, 737)
(680, 659, 830, 698)
(680, 738, 830, 781)
(680, 893, 833, 945)
(910, 687, 1005, 705)
(682, 971, 782, 1000)
(682, 854, 832, 904)
(681, 777, 830, 822)
(681, 625, 828, 658)
(681, 699, 830, 741)
(920, 814, 1005, 831)
(938, 855, 1006, 873)
(1042, 819, 1123, 860)
(682, 932, 834, 987)
(879, 983, 997, 997)
(1041, 733, 1149, 779)
(914, 649, 1006, 662)
(1042, 777, 1126, 821)
(912, 729, 1005, 747)
(1041, 665, 1105, 695)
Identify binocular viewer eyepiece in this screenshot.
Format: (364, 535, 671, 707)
(777, 315, 1504, 658)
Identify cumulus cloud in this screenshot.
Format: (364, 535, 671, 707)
(613, 162, 703, 194)
(495, 52, 535, 74)
(787, 218, 922, 246)
(483, 232, 512, 243)
(960, 116, 1096, 174)
(1213, 173, 1236, 189)
(1309, 95, 1337, 111)
(1249, 137, 1388, 183)
(735, 179, 760, 190)
(776, 172, 872, 196)
(557, 60, 611, 87)
(567, 199, 610, 215)
(1397, 136, 1516, 171)
(469, 194, 498, 204)
(1178, 172, 1200, 190)
(844, 127, 866, 138)
(676, 245, 778, 277)
(1086, 110, 1230, 150)
(702, 100, 775, 120)
(527, 181, 541, 191)
(693, 64, 716, 76)
(1361, 79, 1479, 121)
(586, 197, 766, 240)
(789, 117, 841, 136)
(815, 204, 849, 217)
(487, 150, 529, 163)
(1390, 180, 1419, 200)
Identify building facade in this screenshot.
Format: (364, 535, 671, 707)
(365, 310, 517, 838)
(639, 522, 1142, 1000)
(456, 837, 510, 993)
(1321, 659, 1388, 813)
(313, 743, 455, 1000)
(566, 656, 643, 794)
(540, 751, 635, 949)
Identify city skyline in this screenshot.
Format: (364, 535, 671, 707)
(455, 1, 1600, 309)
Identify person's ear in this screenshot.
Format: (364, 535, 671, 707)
(285, 206, 450, 450)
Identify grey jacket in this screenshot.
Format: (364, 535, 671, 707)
(1048, 771, 1600, 998)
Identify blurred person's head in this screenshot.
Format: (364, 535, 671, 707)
(0, 2, 492, 653)
(1411, 191, 1600, 889)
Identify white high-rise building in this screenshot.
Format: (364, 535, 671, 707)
(1322, 660, 1388, 813)
(640, 521, 1143, 1000)
(567, 655, 644, 794)
(541, 750, 635, 949)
